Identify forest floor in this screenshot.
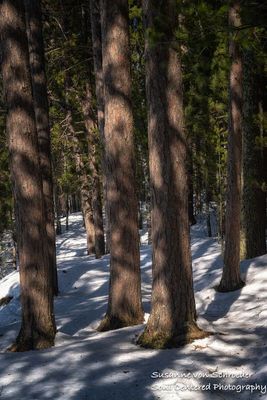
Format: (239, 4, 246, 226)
(0, 213, 266, 400)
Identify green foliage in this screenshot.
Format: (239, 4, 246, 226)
(1, 0, 265, 242)
(44, 0, 95, 200)
(181, 1, 229, 213)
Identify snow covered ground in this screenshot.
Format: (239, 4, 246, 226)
(0, 232, 16, 280)
(0, 213, 266, 400)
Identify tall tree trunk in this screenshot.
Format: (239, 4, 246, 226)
(24, 0, 58, 296)
(65, 109, 96, 254)
(98, 0, 144, 331)
(71, 193, 80, 212)
(65, 193, 69, 231)
(217, 147, 225, 244)
(206, 194, 212, 237)
(0, 0, 56, 351)
(240, 51, 266, 259)
(91, 173, 105, 257)
(54, 184, 62, 235)
(89, 0, 110, 253)
(80, 182, 96, 255)
(81, 83, 105, 258)
(194, 137, 204, 215)
(187, 147, 196, 225)
(218, 1, 244, 292)
(138, 201, 143, 230)
(138, 0, 207, 348)
(147, 197, 152, 245)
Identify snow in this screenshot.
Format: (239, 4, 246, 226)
(0, 232, 16, 280)
(0, 212, 266, 400)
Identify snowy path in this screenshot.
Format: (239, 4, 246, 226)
(0, 213, 266, 400)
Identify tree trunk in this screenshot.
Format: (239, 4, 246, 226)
(24, 0, 58, 296)
(206, 200, 212, 237)
(218, 1, 244, 292)
(54, 185, 62, 235)
(138, 202, 143, 230)
(194, 137, 203, 215)
(65, 193, 69, 231)
(217, 147, 225, 244)
(205, 189, 212, 237)
(98, 0, 144, 331)
(71, 193, 80, 212)
(65, 109, 96, 254)
(89, 0, 110, 253)
(188, 148, 197, 225)
(0, 0, 56, 351)
(92, 175, 105, 257)
(81, 83, 105, 258)
(240, 51, 266, 259)
(80, 183, 96, 255)
(147, 198, 152, 245)
(138, 0, 208, 348)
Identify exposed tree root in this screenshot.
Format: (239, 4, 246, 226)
(7, 332, 55, 352)
(137, 323, 213, 349)
(216, 280, 245, 292)
(97, 314, 144, 332)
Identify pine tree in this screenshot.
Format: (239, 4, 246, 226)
(138, 0, 208, 348)
(89, 0, 110, 253)
(0, 0, 56, 351)
(98, 0, 144, 331)
(218, 1, 245, 292)
(24, 0, 58, 296)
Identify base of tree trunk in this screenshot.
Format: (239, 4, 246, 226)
(7, 330, 55, 352)
(0, 296, 13, 306)
(216, 279, 245, 293)
(95, 239, 105, 259)
(95, 250, 105, 260)
(97, 313, 144, 332)
(137, 322, 212, 349)
(189, 216, 197, 226)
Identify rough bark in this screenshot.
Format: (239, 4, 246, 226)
(98, 0, 144, 331)
(218, 1, 244, 292)
(138, 0, 208, 348)
(89, 0, 110, 253)
(240, 51, 266, 259)
(0, 0, 56, 351)
(81, 83, 105, 258)
(24, 0, 58, 295)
